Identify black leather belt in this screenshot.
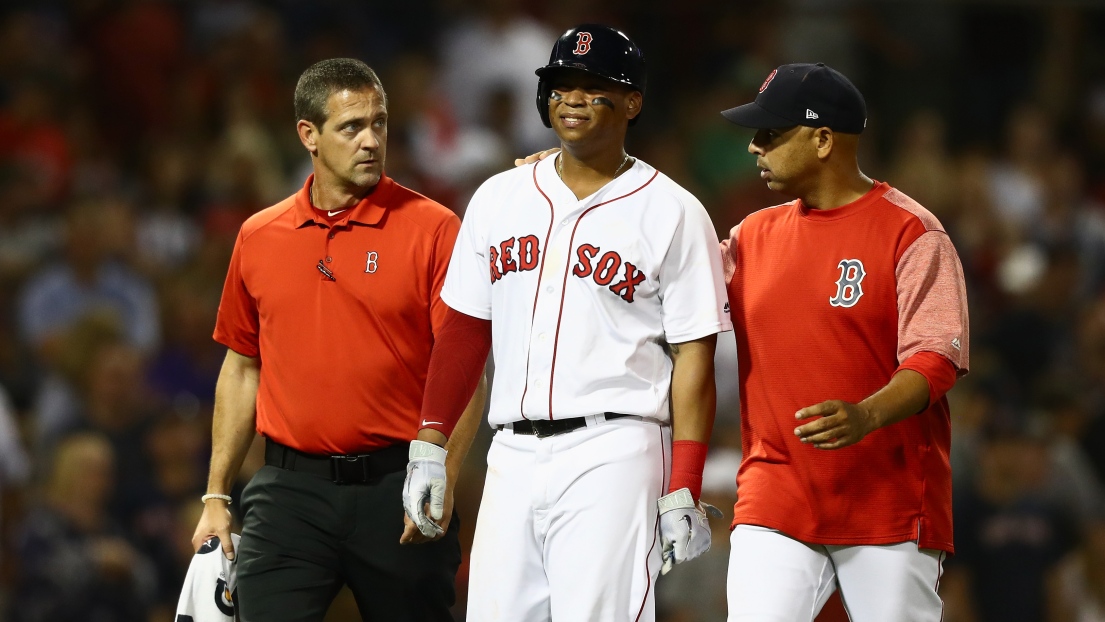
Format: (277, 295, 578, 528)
(264, 438, 409, 485)
(497, 413, 631, 439)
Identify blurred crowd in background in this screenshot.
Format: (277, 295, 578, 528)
(0, 0, 1104, 621)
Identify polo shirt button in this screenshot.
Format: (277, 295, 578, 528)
(538, 333, 547, 342)
(328, 233, 335, 239)
(545, 285, 554, 293)
(325, 257, 332, 263)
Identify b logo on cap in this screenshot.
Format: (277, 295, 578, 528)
(573, 32, 592, 55)
(759, 69, 778, 93)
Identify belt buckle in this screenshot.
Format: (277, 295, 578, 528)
(529, 420, 555, 439)
(331, 455, 368, 485)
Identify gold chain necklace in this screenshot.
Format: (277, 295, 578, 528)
(557, 153, 632, 180)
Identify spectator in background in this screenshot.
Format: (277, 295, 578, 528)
(134, 140, 203, 276)
(0, 79, 72, 211)
(385, 51, 508, 210)
(885, 110, 958, 223)
(943, 421, 1079, 622)
(17, 198, 160, 361)
(10, 432, 157, 622)
(439, 0, 555, 154)
(988, 104, 1054, 238)
(1053, 515, 1105, 622)
(29, 313, 121, 463)
(133, 411, 210, 615)
(146, 275, 223, 418)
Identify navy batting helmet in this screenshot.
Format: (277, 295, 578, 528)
(535, 24, 647, 128)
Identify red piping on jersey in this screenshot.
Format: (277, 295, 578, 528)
(936, 551, 946, 621)
(517, 164, 557, 421)
(635, 424, 667, 622)
(547, 170, 659, 419)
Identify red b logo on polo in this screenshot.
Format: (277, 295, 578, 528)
(573, 32, 592, 55)
(759, 69, 778, 93)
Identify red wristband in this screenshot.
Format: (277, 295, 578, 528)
(668, 440, 709, 501)
(896, 351, 958, 408)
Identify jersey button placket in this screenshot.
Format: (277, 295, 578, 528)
(321, 226, 336, 281)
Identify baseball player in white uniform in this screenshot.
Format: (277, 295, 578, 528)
(400, 24, 732, 621)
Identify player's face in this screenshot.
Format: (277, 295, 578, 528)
(313, 87, 388, 191)
(547, 69, 640, 146)
(747, 126, 819, 195)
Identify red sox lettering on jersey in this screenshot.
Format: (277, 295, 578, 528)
(489, 235, 540, 282)
(441, 156, 731, 424)
(572, 244, 646, 303)
(490, 236, 646, 303)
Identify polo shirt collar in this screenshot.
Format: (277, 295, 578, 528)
(294, 173, 394, 228)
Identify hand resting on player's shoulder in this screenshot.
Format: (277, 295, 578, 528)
(514, 148, 561, 167)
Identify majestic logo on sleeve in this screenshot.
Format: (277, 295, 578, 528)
(490, 235, 541, 283)
(573, 32, 593, 55)
(572, 243, 646, 303)
(829, 259, 866, 308)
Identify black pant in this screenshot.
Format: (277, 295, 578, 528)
(236, 464, 461, 622)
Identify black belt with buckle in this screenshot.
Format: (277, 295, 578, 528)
(264, 438, 409, 485)
(498, 413, 631, 438)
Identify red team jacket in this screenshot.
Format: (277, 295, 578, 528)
(723, 181, 969, 553)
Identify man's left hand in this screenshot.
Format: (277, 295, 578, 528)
(794, 400, 878, 449)
(401, 440, 448, 542)
(400, 486, 453, 544)
(658, 488, 722, 575)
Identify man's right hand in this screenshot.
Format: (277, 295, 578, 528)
(514, 148, 560, 167)
(192, 499, 235, 560)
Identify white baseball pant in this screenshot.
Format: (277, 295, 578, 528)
(727, 525, 946, 622)
(467, 416, 668, 621)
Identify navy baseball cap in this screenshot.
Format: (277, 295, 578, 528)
(721, 63, 867, 134)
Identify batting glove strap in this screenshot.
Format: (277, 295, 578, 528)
(658, 488, 695, 514)
(402, 441, 449, 538)
(409, 440, 447, 463)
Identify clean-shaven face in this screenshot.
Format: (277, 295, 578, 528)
(314, 87, 387, 191)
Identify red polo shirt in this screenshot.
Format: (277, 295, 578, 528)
(213, 174, 460, 454)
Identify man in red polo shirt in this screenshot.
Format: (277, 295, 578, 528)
(190, 58, 485, 622)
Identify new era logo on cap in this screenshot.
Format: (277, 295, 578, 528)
(720, 63, 867, 134)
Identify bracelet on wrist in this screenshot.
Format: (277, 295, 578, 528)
(201, 493, 232, 504)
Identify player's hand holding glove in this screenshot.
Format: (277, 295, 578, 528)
(658, 487, 723, 575)
(402, 440, 448, 538)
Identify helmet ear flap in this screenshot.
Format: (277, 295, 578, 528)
(536, 79, 552, 128)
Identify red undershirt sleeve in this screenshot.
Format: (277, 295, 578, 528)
(419, 307, 492, 438)
(896, 350, 958, 408)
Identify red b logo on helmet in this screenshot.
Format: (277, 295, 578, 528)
(573, 32, 592, 55)
(759, 69, 778, 93)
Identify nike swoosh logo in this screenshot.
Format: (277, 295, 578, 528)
(422, 419, 443, 426)
(681, 515, 692, 530)
(328, 209, 347, 217)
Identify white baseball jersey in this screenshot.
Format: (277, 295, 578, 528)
(441, 155, 731, 425)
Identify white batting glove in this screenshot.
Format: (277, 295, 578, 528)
(658, 487, 723, 575)
(402, 440, 448, 538)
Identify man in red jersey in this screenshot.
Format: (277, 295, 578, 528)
(719, 63, 969, 621)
